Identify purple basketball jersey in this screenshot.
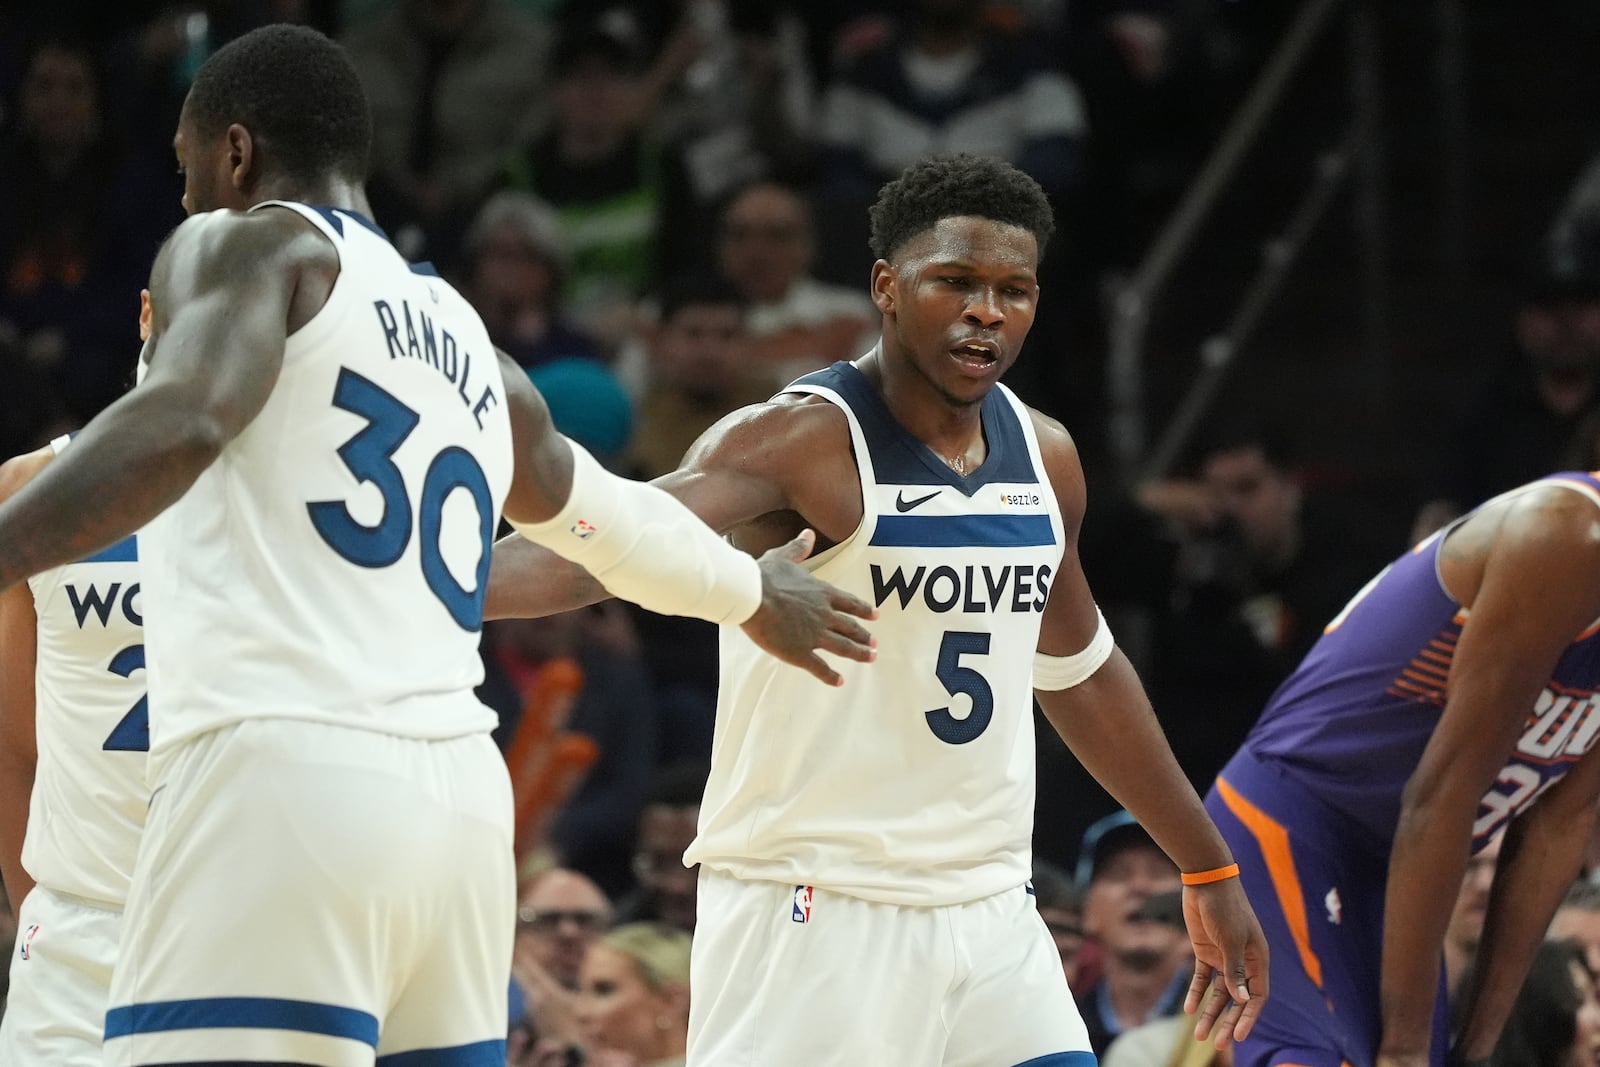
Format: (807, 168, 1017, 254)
(1243, 472, 1600, 853)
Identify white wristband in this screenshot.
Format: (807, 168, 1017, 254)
(1033, 607, 1114, 690)
(508, 438, 763, 625)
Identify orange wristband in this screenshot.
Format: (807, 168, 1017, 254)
(1181, 863, 1240, 886)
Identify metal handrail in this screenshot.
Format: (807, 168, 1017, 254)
(1105, 0, 1349, 488)
(1136, 146, 1351, 484)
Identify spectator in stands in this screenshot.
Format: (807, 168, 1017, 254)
(615, 763, 707, 935)
(526, 358, 635, 471)
(1102, 896, 1232, 1067)
(1446, 830, 1502, 1001)
(1412, 253, 1600, 542)
(1473, 937, 1600, 1067)
(457, 190, 605, 371)
(0, 35, 181, 424)
(1031, 858, 1089, 989)
(627, 276, 771, 481)
(715, 179, 877, 384)
(1072, 811, 1189, 1057)
(510, 868, 614, 1061)
(341, 0, 551, 263)
(1083, 421, 1387, 792)
(496, 15, 698, 350)
(575, 922, 691, 1067)
(1551, 880, 1600, 980)
(816, 0, 1088, 281)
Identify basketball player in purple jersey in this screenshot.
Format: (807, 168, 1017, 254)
(1205, 471, 1600, 1067)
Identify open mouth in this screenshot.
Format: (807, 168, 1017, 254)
(950, 339, 1000, 372)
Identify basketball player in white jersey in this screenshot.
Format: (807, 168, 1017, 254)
(0, 296, 156, 1066)
(0, 25, 874, 1067)
(0, 438, 147, 1067)
(487, 154, 1270, 1066)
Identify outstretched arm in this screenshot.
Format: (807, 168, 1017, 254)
(493, 366, 875, 685)
(1028, 412, 1268, 1047)
(1376, 490, 1600, 1067)
(0, 211, 299, 591)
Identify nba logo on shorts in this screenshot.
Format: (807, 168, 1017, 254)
(19, 924, 38, 960)
(792, 885, 813, 924)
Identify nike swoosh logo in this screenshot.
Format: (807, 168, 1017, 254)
(895, 489, 940, 512)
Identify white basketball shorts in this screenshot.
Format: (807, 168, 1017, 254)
(686, 871, 1095, 1067)
(0, 886, 120, 1066)
(103, 717, 515, 1066)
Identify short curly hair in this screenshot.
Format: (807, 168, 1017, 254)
(185, 24, 371, 184)
(868, 154, 1055, 261)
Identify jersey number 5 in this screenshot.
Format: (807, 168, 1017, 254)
(308, 368, 495, 630)
(926, 631, 994, 744)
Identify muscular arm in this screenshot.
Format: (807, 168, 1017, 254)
(1452, 746, 1600, 1060)
(491, 380, 872, 680)
(485, 397, 828, 621)
(1378, 490, 1600, 1062)
(1029, 412, 1267, 1041)
(0, 450, 50, 917)
(0, 211, 299, 590)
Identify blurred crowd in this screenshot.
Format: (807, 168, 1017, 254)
(6, 1, 1600, 1064)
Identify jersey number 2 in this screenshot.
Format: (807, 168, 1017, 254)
(308, 368, 495, 630)
(926, 631, 994, 744)
(101, 644, 149, 752)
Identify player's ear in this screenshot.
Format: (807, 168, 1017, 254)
(870, 259, 896, 315)
(225, 122, 255, 193)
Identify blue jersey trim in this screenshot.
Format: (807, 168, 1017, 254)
(870, 513, 1055, 548)
(377, 1039, 509, 1065)
(78, 535, 137, 564)
(790, 363, 1038, 492)
(1011, 1053, 1096, 1067)
(104, 996, 379, 1046)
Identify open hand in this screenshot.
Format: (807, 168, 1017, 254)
(1183, 877, 1270, 1048)
(741, 529, 877, 685)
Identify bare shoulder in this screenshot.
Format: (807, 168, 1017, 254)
(151, 208, 335, 313)
(0, 447, 55, 508)
(1447, 481, 1600, 610)
(1026, 405, 1086, 518)
(682, 391, 853, 478)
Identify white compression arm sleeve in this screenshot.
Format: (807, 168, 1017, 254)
(1033, 606, 1115, 690)
(507, 438, 763, 625)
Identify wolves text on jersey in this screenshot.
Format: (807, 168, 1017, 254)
(371, 299, 499, 430)
(870, 563, 1052, 614)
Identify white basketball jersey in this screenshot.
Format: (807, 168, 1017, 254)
(24, 437, 148, 906)
(139, 202, 513, 752)
(685, 362, 1065, 906)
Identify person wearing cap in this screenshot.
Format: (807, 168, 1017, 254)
(1074, 811, 1193, 1056)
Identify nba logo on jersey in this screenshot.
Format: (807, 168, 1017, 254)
(19, 924, 39, 960)
(792, 886, 813, 924)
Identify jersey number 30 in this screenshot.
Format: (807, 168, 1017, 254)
(309, 368, 494, 630)
(926, 631, 994, 744)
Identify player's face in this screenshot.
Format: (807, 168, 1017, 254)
(874, 216, 1038, 407)
(172, 101, 250, 217)
(575, 945, 681, 1059)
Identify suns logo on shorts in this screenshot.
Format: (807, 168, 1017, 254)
(19, 924, 39, 960)
(792, 885, 813, 924)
